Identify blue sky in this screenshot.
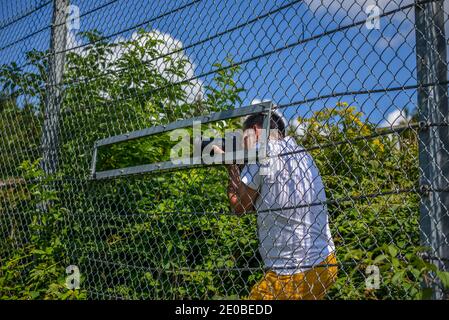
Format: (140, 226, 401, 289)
(1, 0, 447, 129)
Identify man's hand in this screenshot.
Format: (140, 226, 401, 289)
(212, 144, 258, 214)
(211, 145, 225, 155)
(226, 164, 258, 215)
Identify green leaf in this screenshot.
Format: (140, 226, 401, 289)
(388, 245, 398, 257)
(373, 254, 388, 264)
(436, 271, 449, 288)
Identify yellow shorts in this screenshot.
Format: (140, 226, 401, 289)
(247, 253, 338, 300)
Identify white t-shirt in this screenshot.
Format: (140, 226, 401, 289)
(240, 136, 335, 275)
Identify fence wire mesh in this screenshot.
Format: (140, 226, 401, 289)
(1, 0, 449, 300)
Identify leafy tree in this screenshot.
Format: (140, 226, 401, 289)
(1, 29, 250, 299)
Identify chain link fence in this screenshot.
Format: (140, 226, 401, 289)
(1, 0, 449, 300)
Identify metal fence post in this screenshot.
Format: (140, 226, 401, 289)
(415, 0, 449, 299)
(41, 0, 68, 175)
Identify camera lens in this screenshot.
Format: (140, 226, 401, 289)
(200, 136, 244, 163)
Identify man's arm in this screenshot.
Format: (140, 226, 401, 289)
(227, 164, 259, 215)
(211, 145, 259, 214)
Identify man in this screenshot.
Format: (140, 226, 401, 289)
(215, 111, 337, 300)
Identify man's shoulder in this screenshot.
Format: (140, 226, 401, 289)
(267, 136, 305, 155)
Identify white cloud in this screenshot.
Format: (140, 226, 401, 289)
(142, 30, 203, 103)
(380, 109, 411, 127)
(65, 29, 203, 103)
(289, 117, 307, 137)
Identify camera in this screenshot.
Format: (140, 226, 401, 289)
(200, 136, 238, 156)
(200, 136, 258, 165)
